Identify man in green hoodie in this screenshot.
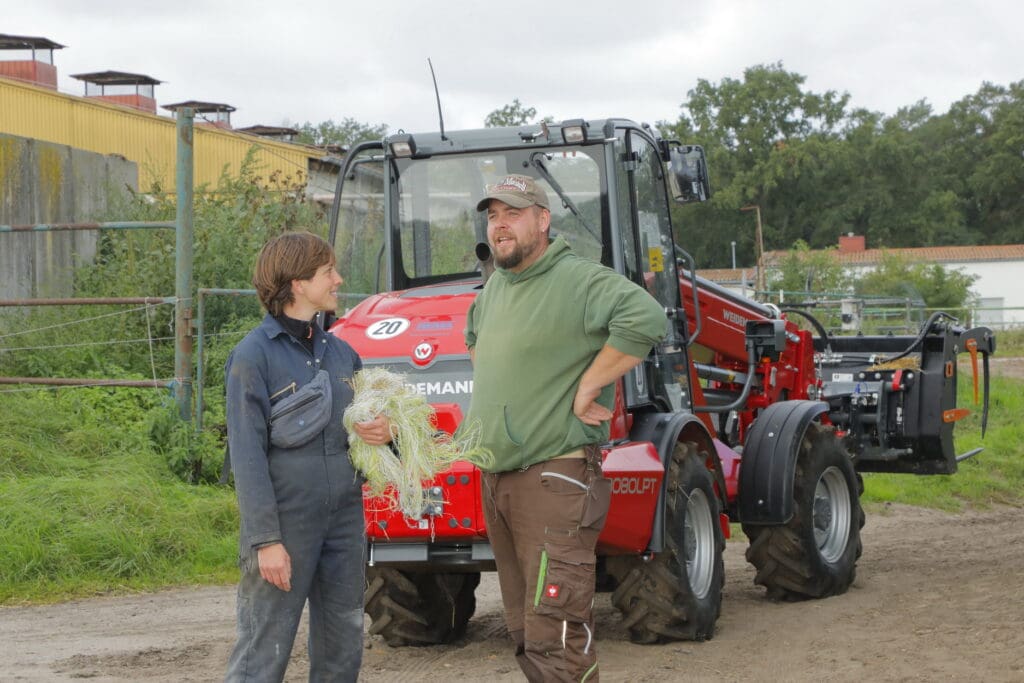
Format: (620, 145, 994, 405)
(465, 174, 666, 682)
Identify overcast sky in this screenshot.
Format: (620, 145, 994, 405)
(6, 1, 1022, 135)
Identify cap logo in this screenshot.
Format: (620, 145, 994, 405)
(476, 173, 549, 211)
(495, 175, 529, 193)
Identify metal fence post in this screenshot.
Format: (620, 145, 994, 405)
(174, 108, 194, 421)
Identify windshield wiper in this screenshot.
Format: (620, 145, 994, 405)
(529, 152, 601, 242)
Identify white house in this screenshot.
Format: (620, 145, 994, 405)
(699, 235, 1024, 329)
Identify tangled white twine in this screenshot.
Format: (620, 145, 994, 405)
(343, 368, 491, 518)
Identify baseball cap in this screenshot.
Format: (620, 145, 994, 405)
(476, 174, 550, 212)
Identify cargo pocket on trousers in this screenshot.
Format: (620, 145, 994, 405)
(533, 544, 596, 623)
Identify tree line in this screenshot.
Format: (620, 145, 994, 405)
(660, 63, 1023, 269)
(298, 64, 1022, 271)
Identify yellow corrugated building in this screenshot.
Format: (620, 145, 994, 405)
(0, 75, 320, 192)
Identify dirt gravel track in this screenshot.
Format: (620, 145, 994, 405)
(2, 504, 1022, 682)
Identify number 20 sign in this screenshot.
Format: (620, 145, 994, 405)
(365, 317, 411, 340)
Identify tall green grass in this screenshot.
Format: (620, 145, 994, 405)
(0, 387, 238, 604)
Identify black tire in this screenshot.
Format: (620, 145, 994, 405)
(364, 568, 480, 646)
(607, 441, 724, 643)
(743, 422, 865, 600)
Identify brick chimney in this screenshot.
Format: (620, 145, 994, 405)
(70, 70, 162, 114)
(163, 100, 235, 129)
(0, 34, 64, 89)
(838, 233, 866, 253)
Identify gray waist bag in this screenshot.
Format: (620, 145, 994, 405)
(268, 370, 333, 448)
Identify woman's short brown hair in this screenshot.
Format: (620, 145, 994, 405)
(252, 231, 335, 316)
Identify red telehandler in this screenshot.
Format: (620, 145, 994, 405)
(325, 118, 995, 645)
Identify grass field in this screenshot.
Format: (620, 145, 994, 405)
(862, 373, 1023, 510)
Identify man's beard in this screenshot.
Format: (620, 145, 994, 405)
(494, 243, 524, 269)
(493, 236, 539, 270)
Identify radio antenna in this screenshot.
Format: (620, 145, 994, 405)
(428, 58, 448, 141)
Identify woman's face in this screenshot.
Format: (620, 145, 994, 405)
(293, 261, 344, 313)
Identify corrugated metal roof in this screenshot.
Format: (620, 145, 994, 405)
(163, 100, 236, 113)
(0, 34, 65, 50)
(236, 124, 299, 136)
(70, 70, 162, 85)
(765, 244, 1024, 266)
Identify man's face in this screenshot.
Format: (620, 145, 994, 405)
(486, 201, 550, 273)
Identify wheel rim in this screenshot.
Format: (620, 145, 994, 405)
(683, 488, 716, 600)
(813, 465, 852, 564)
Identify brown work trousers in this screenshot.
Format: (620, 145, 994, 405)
(481, 446, 611, 683)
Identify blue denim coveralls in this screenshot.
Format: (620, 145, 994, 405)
(223, 314, 365, 682)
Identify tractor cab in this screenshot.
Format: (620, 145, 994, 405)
(328, 119, 710, 419)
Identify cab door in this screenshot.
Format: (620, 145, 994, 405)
(618, 129, 692, 413)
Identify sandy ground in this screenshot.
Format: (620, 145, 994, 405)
(2, 504, 1022, 682)
(2, 358, 1021, 682)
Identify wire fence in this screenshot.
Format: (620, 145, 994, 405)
(761, 290, 1024, 334)
(0, 299, 180, 394)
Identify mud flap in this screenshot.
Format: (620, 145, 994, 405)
(738, 400, 827, 525)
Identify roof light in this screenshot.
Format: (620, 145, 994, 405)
(560, 119, 588, 144)
(390, 134, 416, 158)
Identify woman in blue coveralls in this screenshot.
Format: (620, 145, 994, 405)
(223, 231, 390, 682)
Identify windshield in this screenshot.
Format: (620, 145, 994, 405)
(393, 146, 605, 285)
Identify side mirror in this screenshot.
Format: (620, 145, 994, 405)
(667, 145, 712, 204)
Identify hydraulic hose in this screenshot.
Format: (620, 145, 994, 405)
(780, 307, 831, 353)
(694, 344, 758, 414)
(885, 311, 956, 362)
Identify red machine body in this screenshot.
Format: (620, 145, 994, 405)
(331, 282, 673, 553)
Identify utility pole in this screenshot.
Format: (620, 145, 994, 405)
(741, 205, 765, 297)
(174, 108, 194, 421)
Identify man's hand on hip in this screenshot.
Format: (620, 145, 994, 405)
(574, 345, 646, 425)
(573, 384, 613, 425)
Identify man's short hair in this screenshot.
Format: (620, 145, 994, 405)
(252, 231, 334, 316)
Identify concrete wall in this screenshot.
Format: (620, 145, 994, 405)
(956, 260, 1024, 328)
(0, 133, 137, 299)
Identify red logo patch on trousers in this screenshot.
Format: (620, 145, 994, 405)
(545, 583, 560, 599)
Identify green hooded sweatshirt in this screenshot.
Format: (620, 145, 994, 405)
(464, 236, 666, 473)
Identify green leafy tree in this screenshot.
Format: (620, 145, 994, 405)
(485, 98, 542, 127)
(295, 117, 388, 148)
(662, 64, 1023, 268)
(855, 252, 977, 309)
(768, 240, 849, 295)
(662, 63, 852, 268)
(959, 80, 1024, 244)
